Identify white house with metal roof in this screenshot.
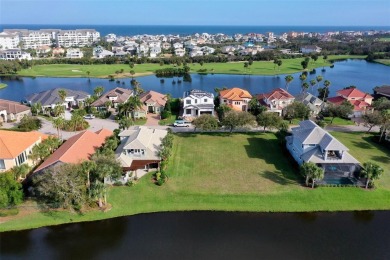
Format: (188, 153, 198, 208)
(182, 89, 215, 118)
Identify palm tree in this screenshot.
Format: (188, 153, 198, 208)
(58, 89, 67, 103)
(119, 117, 134, 130)
(300, 162, 324, 188)
(299, 73, 307, 82)
(52, 117, 65, 139)
(86, 71, 90, 78)
(284, 75, 294, 91)
(94, 86, 104, 97)
(10, 164, 30, 181)
(301, 82, 309, 93)
(322, 80, 331, 102)
(121, 96, 143, 119)
(104, 100, 112, 110)
(361, 162, 384, 189)
(316, 75, 323, 88)
(53, 102, 65, 117)
(132, 81, 144, 96)
(81, 160, 96, 192)
(310, 79, 316, 92)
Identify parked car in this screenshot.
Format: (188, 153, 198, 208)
(173, 120, 191, 127)
(83, 114, 95, 119)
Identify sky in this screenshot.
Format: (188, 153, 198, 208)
(0, 0, 389, 26)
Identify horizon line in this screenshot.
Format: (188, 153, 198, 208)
(1, 23, 389, 27)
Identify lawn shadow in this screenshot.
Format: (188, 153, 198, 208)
(245, 136, 300, 184)
(229, 69, 240, 72)
(370, 155, 390, 164)
(351, 141, 373, 150)
(260, 170, 296, 185)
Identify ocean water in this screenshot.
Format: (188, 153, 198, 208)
(1, 24, 390, 36)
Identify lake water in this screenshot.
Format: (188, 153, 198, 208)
(0, 60, 389, 102)
(1, 211, 390, 259)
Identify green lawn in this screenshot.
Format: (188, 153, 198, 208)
(378, 37, 390, 42)
(375, 59, 390, 66)
(2, 131, 389, 232)
(324, 117, 355, 126)
(16, 55, 366, 78)
(133, 118, 147, 125)
(159, 114, 177, 126)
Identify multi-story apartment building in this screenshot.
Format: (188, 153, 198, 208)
(0, 32, 20, 50)
(2, 29, 100, 49)
(0, 49, 32, 60)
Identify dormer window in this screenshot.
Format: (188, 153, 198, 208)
(186, 100, 191, 104)
(204, 98, 208, 102)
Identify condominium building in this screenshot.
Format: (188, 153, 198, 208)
(0, 32, 20, 50)
(2, 29, 100, 49)
(0, 49, 32, 60)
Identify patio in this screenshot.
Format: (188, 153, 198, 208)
(317, 163, 365, 186)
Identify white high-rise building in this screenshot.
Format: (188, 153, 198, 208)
(56, 29, 100, 47)
(0, 32, 20, 50)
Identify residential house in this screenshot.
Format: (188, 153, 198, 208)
(286, 120, 361, 184)
(294, 93, 325, 115)
(373, 85, 390, 99)
(301, 45, 322, 54)
(66, 48, 83, 59)
(201, 46, 215, 55)
(0, 130, 47, 172)
(26, 88, 90, 111)
(175, 48, 185, 57)
(0, 49, 32, 60)
(173, 42, 183, 49)
(149, 46, 161, 58)
(0, 99, 31, 123)
(182, 89, 214, 118)
(33, 129, 113, 174)
(256, 88, 295, 116)
(91, 87, 133, 110)
(93, 46, 114, 59)
(52, 47, 65, 57)
(36, 46, 51, 56)
(327, 88, 373, 117)
(137, 44, 149, 57)
(115, 126, 167, 179)
(162, 42, 171, 50)
(134, 90, 167, 118)
(221, 46, 235, 55)
(219, 87, 252, 111)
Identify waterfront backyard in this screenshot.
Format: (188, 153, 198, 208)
(1, 131, 390, 232)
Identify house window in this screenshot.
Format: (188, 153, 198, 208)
(195, 99, 198, 104)
(16, 152, 26, 166)
(0, 159, 5, 169)
(186, 109, 192, 115)
(204, 98, 208, 102)
(186, 100, 191, 105)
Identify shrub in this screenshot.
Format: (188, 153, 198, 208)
(18, 116, 41, 131)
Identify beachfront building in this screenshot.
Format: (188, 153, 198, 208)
(0, 130, 47, 172)
(0, 49, 32, 60)
(0, 32, 20, 50)
(56, 29, 100, 47)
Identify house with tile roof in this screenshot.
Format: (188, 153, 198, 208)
(26, 88, 90, 111)
(0, 99, 31, 123)
(33, 128, 112, 174)
(327, 88, 373, 117)
(115, 126, 167, 177)
(219, 87, 252, 112)
(0, 130, 47, 172)
(182, 89, 214, 118)
(294, 93, 324, 116)
(91, 87, 133, 110)
(256, 88, 295, 116)
(286, 120, 361, 185)
(133, 90, 167, 118)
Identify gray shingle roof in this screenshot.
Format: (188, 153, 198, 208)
(26, 88, 89, 107)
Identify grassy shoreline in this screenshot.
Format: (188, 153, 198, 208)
(1, 131, 389, 232)
(15, 55, 366, 78)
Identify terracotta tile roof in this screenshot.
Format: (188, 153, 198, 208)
(34, 129, 113, 173)
(139, 90, 167, 107)
(256, 88, 294, 101)
(0, 99, 30, 114)
(327, 96, 371, 111)
(337, 88, 373, 99)
(0, 130, 48, 159)
(220, 87, 252, 101)
(327, 96, 345, 105)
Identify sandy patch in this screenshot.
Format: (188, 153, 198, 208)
(71, 69, 82, 72)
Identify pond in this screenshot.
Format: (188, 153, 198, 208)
(0, 60, 389, 102)
(1, 211, 389, 259)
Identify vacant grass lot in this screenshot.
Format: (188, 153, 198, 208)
(1, 131, 389, 232)
(17, 55, 366, 78)
(324, 117, 355, 126)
